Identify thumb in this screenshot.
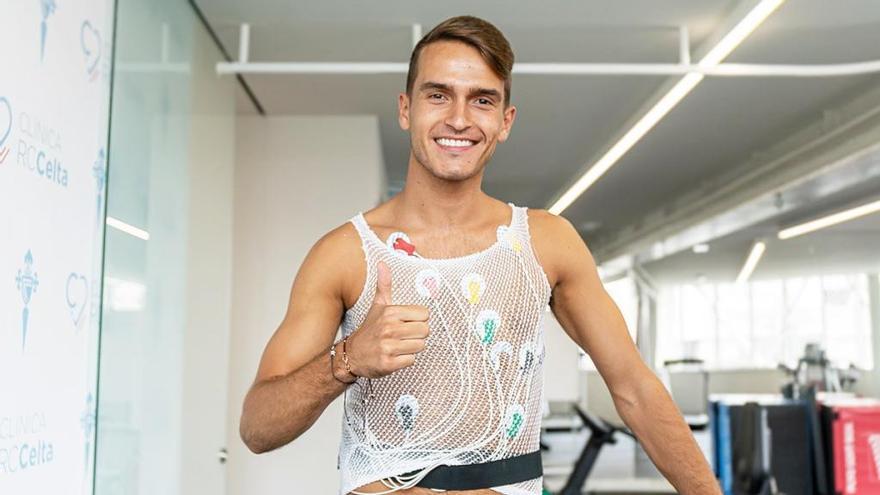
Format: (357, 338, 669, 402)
(374, 261, 392, 305)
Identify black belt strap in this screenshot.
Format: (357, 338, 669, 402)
(406, 450, 543, 490)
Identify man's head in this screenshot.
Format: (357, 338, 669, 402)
(399, 16, 516, 182)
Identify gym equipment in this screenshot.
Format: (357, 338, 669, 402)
(541, 401, 635, 495)
(560, 404, 635, 495)
(712, 394, 827, 495)
(778, 343, 860, 400)
(819, 398, 880, 495)
(664, 358, 710, 430)
(732, 403, 779, 495)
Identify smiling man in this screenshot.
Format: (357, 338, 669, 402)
(239, 15, 720, 495)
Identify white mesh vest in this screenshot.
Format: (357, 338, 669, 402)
(338, 203, 552, 495)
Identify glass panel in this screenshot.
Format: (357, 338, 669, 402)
(716, 283, 750, 368)
(93, 0, 235, 493)
(581, 276, 639, 370)
(823, 275, 871, 367)
(782, 276, 823, 365)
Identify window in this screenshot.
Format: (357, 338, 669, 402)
(579, 275, 639, 370)
(656, 273, 874, 370)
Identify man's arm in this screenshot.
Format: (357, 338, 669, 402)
(238, 226, 353, 454)
(239, 224, 431, 454)
(531, 210, 720, 495)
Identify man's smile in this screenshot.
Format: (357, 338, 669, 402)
(434, 136, 479, 152)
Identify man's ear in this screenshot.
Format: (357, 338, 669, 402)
(398, 92, 411, 131)
(497, 104, 517, 143)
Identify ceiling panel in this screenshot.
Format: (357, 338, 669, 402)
(196, 0, 880, 258)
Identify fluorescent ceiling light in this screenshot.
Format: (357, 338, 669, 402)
(549, 73, 703, 214)
(105, 276, 147, 312)
(549, 0, 785, 215)
(699, 0, 785, 67)
(736, 240, 766, 284)
(777, 198, 880, 240)
(692, 243, 710, 254)
(106, 216, 150, 241)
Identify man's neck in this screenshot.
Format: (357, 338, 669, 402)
(392, 157, 494, 230)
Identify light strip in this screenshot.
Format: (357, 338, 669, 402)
(777, 198, 880, 240)
(548, 0, 785, 215)
(106, 216, 150, 241)
(736, 240, 766, 284)
(699, 0, 785, 67)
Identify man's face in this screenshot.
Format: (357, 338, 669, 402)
(399, 40, 516, 182)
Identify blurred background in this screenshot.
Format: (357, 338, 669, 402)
(85, 0, 880, 494)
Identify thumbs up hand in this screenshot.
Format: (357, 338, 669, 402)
(343, 261, 430, 379)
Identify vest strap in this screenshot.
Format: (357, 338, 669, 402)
(406, 450, 543, 490)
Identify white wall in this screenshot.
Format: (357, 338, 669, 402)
(543, 312, 582, 402)
(226, 115, 385, 495)
(180, 17, 237, 495)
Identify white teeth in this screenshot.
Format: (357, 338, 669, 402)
(436, 138, 474, 147)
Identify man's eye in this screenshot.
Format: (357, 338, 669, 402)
(476, 98, 493, 106)
(429, 93, 445, 100)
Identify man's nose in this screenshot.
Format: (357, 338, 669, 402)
(444, 100, 472, 132)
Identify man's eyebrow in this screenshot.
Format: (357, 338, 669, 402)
(468, 87, 501, 100)
(418, 81, 502, 100)
(419, 82, 452, 93)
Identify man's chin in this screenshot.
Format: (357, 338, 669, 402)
(411, 149, 486, 182)
(428, 163, 481, 182)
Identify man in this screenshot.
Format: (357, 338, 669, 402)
(239, 15, 720, 495)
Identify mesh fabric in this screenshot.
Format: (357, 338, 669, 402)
(338, 203, 552, 495)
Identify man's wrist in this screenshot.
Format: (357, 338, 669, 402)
(330, 340, 357, 384)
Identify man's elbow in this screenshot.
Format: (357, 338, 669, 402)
(239, 402, 281, 454)
(611, 370, 664, 418)
(240, 416, 270, 454)
(611, 385, 640, 419)
(239, 411, 309, 454)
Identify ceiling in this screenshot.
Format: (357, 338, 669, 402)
(643, 182, 880, 286)
(194, 0, 880, 263)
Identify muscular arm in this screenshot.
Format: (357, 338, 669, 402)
(530, 210, 720, 495)
(239, 226, 355, 454)
(239, 224, 430, 455)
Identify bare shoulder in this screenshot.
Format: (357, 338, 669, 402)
(525, 208, 595, 289)
(525, 208, 576, 237)
(315, 219, 362, 255)
(300, 219, 366, 311)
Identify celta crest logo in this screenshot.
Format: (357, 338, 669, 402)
(80, 21, 101, 81)
(0, 97, 10, 164)
(15, 250, 39, 350)
(39, 0, 57, 61)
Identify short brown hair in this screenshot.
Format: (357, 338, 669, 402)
(406, 16, 515, 107)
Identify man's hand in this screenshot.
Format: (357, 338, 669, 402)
(345, 261, 430, 378)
